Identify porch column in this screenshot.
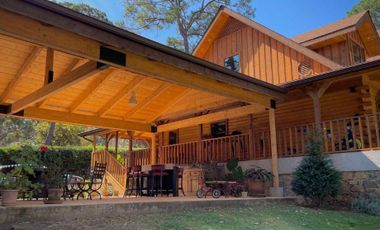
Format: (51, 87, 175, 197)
(269, 108, 280, 188)
(115, 131, 119, 156)
(127, 131, 134, 166)
(151, 134, 156, 164)
(91, 134, 97, 167)
(305, 81, 333, 129)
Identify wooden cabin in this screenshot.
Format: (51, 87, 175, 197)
(1, 1, 380, 196)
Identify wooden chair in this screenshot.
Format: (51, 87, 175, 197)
(76, 161, 107, 200)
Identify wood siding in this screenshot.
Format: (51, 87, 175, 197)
(202, 26, 331, 85)
(313, 31, 367, 66)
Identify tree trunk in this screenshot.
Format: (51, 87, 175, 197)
(45, 122, 56, 145)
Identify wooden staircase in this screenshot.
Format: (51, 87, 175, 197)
(92, 150, 126, 197)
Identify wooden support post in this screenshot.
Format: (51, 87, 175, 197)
(305, 81, 333, 129)
(105, 134, 109, 152)
(248, 114, 254, 160)
(115, 131, 119, 157)
(269, 108, 280, 188)
(91, 134, 97, 167)
(127, 131, 134, 167)
(151, 134, 156, 165)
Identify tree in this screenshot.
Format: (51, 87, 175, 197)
(0, 117, 36, 146)
(291, 130, 341, 207)
(35, 122, 86, 146)
(123, 0, 255, 53)
(53, 1, 112, 24)
(348, 0, 380, 28)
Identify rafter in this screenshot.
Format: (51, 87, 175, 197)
(125, 83, 171, 119)
(10, 61, 109, 114)
(38, 58, 81, 108)
(44, 48, 54, 85)
(69, 68, 115, 112)
(97, 77, 144, 117)
(0, 46, 42, 103)
(150, 89, 192, 121)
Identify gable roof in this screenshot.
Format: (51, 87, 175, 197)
(292, 12, 367, 44)
(193, 6, 342, 70)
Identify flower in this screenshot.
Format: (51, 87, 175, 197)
(39, 145, 49, 152)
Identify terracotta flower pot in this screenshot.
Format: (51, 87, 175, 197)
(241, 191, 248, 198)
(1, 189, 18, 207)
(246, 180, 265, 196)
(43, 188, 63, 204)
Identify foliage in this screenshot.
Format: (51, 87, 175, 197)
(291, 130, 342, 207)
(352, 195, 380, 216)
(348, 0, 380, 28)
(35, 122, 86, 146)
(0, 117, 36, 146)
(0, 145, 40, 192)
(225, 158, 244, 182)
(40, 147, 65, 188)
(244, 167, 273, 182)
(123, 0, 255, 53)
(53, 1, 112, 24)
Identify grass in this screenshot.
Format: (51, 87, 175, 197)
(130, 203, 380, 230)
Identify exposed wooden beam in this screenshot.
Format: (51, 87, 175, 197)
(44, 48, 54, 85)
(125, 83, 170, 119)
(150, 89, 192, 121)
(0, 8, 282, 107)
(157, 104, 265, 132)
(69, 68, 115, 112)
(6, 107, 152, 133)
(0, 46, 42, 103)
(97, 77, 144, 117)
(38, 58, 81, 108)
(10, 61, 109, 114)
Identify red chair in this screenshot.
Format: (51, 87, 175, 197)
(124, 166, 149, 197)
(150, 164, 169, 196)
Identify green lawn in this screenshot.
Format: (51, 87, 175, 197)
(132, 203, 380, 230)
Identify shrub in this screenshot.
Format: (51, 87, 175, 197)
(291, 130, 341, 206)
(352, 195, 380, 216)
(226, 158, 244, 182)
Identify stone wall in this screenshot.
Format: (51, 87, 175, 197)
(279, 170, 380, 202)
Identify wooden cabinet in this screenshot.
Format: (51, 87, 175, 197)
(182, 168, 205, 196)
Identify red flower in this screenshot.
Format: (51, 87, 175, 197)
(39, 145, 49, 152)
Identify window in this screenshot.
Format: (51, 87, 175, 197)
(352, 41, 365, 64)
(169, 130, 178, 145)
(211, 121, 227, 138)
(224, 55, 240, 72)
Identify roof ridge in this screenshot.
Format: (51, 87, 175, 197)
(292, 11, 368, 44)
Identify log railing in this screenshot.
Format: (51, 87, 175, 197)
(127, 148, 151, 166)
(92, 150, 126, 188)
(157, 113, 380, 164)
(277, 113, 380, 157)
(158, 133, 250, 164)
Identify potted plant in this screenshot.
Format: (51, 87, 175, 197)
(244, 167, 273, 196)
(0, 146, 40, 206)
(41, 147, 64, 204)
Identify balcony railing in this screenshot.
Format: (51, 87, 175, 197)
(157, 113, 380, 164)
(158, 133, 250, 164)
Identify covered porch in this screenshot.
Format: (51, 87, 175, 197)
(0, 0, 285, 199)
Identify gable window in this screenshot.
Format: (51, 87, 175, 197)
(168, 130, 178, 145)
(211, 121, 227, 138)
(352, 41, 365, 64)
(224, 55, 240, 72)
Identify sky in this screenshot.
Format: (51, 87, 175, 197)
(58, 0, 360, 45)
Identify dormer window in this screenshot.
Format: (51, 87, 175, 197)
(224, 54, 240, 72)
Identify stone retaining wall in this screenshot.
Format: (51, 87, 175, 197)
(280, 170, 380, 202)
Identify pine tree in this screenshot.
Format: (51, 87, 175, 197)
(291, 130, 341, 206)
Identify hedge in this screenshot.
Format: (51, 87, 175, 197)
(0, 145, 92, 176)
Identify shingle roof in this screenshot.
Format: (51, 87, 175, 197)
(292, 12, 367, 44)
